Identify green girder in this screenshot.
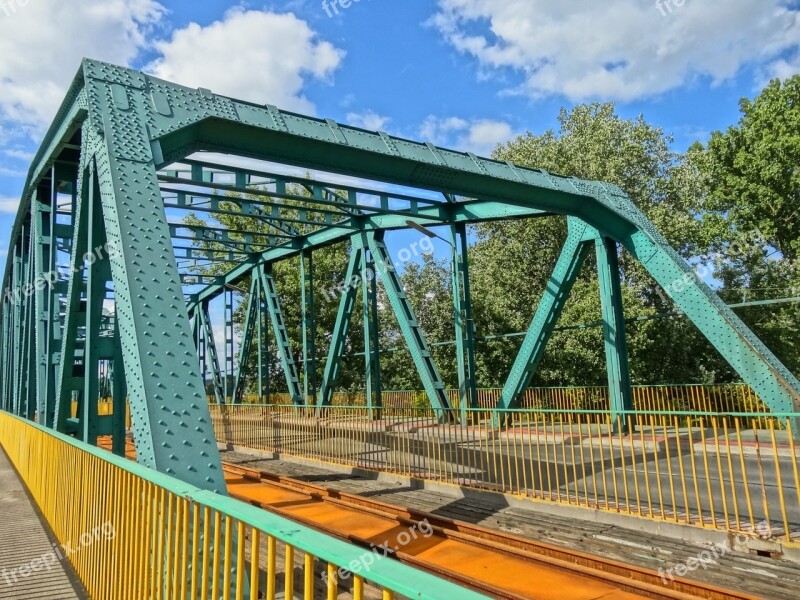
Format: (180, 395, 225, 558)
(451, 223, 478, 420)
(496, 219, 594, 411)
(257, 266, 303, 405)
(362, 249, 382, 413)
(231, 276, 259, 404)
(301, 251, 318, 405)
(317, 235, 365, 409)
(198, 303, 225, 406)
(595, 236, 633, 420)
(367, 231, 451, 414)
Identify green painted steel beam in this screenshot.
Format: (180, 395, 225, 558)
(301, 251, 318, 405)
(451, 223, 478, 420)
(82, 165, 108, 445)
(623, 231, 800, 418)
(198, 303, 225, 405)
(595, 236, 633, 422)
(231, 277, 259, 404)
(54, 152, 92, 433)
(84, 68, 226, 492)
(495, 219, 593, 412)
(257, 265, 303, 405)
(367, 231, 452, 415)
(362, 249, 382, 413)
(111, 318, 128, 457)
(317, 236, 364, 409)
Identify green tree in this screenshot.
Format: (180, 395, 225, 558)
(469, 103, 725, 387)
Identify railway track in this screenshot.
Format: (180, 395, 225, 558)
(221, 461, 758, 600)
(101, 439, 758, 599)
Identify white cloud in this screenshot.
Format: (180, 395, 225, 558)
(346, 110, 391, 131)
(762, 49, 800, 83)
(430, 0, 800, 101)
(4, 149, 34, 161)
(147, 9, 344, 114)
(0, 3, 343, 154)
(0, 197, 20, 214)
(0, 0, 164, 132)
(419, 116, 514, 156)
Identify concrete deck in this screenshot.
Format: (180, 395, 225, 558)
(0, 446, 85, 600)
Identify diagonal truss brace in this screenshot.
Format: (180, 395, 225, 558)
(317, 235, 365, 409)
(232, 276, 259, 404)
(198, 303, 225, 405)
(86, 86, 227, 493)
(367, 231, 451, 415)
(496, 218, 593, 412)
(257, 265, 303, 405)
(623, 231, 800, 420)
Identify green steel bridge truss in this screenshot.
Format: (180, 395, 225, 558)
(1, 59, 799, 491)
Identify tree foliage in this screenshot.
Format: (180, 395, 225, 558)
(689, 75, 800, 375)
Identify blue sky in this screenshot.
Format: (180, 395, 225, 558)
(0, 0, 799, 273)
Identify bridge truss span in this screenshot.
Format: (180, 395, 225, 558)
(1, 59, 799, 493)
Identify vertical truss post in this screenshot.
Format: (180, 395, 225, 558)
(82, 168, 111, 445)
(22, 229, 37, 421)
(258, 265, 303, 405)
(317, 236, 364, 410)
(362, 249, 382, 416)
(232, 276, 258, 404)
(54, 161, 91, 433)
(595, 237, 633, 426)
(223, 288, 234, 403)
(301, 251, 318, 405)
(1, 301, 10, 412)
(199, 303, 225, 405)
(256, 279, 269, 403)
(11, 239, 22, 416)
(111, 316, 128, 456)
(33, 191, 49, 422)
(38, 164, 74, 428)
(367, 231, 451, 417)
(495, 219, 593, 413)
(451, 223, 478, 422)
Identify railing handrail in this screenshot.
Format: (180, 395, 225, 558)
(0, 409, 486, 600)
(207, 404, 800, 418)
(235, 382, 754, 394)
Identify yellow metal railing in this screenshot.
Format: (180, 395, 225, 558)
(0, 411, 485, 600)
(209, 405, 800, 546)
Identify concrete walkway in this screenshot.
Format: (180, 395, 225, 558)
(0, 446, 85, 599)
